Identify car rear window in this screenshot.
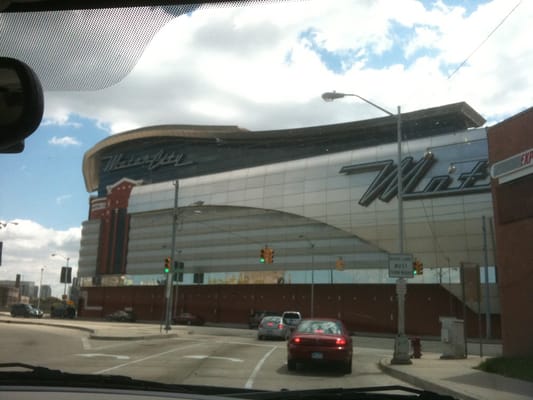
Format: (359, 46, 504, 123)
(263, 316, 281, 323)
(283, 312, 300, 319)
(297, 320, 341, 335)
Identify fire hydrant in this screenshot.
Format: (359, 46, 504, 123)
(410, 337, 422, 359)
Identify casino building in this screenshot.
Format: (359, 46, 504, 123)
(77, 101, 498, 335)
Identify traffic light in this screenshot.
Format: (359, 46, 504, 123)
(164, 257, 171, 273)
(174, 261, 184, 282)
(259, 248, 266, 263)
(413, 259, 423, 275)
(263, 247, 274, 264)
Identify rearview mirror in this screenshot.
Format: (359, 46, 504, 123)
(0, 57, 43, 153)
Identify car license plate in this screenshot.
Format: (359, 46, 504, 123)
(311, 352, 323, 359)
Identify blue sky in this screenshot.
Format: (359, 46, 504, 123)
(0, 0, 531, 295)
(1, 116, 108, 230)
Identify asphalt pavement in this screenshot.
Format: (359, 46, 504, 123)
(2, 315, 532, 400)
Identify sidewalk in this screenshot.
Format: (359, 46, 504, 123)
(379, 353, 533, 400)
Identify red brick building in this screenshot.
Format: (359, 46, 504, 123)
(488, 106, 533, 356)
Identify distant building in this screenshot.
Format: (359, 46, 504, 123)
(0, 286, 19, 307)
(0, 280, 35, 298)
(40, 285, 52, 299)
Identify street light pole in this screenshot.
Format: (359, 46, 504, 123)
(37, 266, 45, 310)
(322, 91, 411, 364)
(165, 179, 179, 332)
(299, 235, 315, 317)
(64, 257, 70, 295)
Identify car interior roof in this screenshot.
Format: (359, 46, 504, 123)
(2, 0, 284, 12)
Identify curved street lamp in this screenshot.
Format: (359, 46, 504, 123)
(321, 91, 411, 365)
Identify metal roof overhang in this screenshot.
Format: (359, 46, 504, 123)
(82, 101, 485, 192)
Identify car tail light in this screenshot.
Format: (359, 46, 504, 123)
(278, 323, 284, 329)
(335, 337, 347, 345)
(292, 337, 302, 344)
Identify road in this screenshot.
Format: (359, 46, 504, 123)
(0, 321, 415, 391)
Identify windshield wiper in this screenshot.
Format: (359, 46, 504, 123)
(0, 363, 457, 399)
(0, 363, 266, 396)
(235, 386, 458, 400)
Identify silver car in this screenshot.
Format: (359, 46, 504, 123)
(257, 316, 290, 340)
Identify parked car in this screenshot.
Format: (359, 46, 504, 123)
(287, 318, 353, 374)
(257, 316, 290, 340)
(105, 310, 136, 322)
(50, 302, 76, 319)
(10, 303, 43, 318)
(248, 310, 280, 329)
(281, 310, 302, 332)
(173, 312, 204, 326)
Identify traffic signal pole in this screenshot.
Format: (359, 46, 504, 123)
(164, 180, 179, 332)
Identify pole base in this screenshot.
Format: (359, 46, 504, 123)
(391, 334, 412, 365)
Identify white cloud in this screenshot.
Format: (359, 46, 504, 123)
(37, 0, 531, 134)
(41, 109, 83, 128)
(0, 219, 81, 298)
(48, 136, 82, 146)
(56, 194, 72, 205)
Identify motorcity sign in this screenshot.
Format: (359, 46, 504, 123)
(340, 153, 490, 207)
(102, 149, 193, 173)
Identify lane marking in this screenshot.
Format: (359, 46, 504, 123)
(215, 339, 285, 348)
(93, 342, 203, 375)
(81, 337, 92, 350)
(76, 353, 130, 360)
(244, 346, 277, 389)
(183, 355, 243, 362)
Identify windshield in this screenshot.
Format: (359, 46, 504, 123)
(0, 0, 531, 397)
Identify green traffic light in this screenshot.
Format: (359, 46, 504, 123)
(259, 257, 265, 263)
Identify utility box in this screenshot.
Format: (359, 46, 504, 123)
(439, 317, 466, 359)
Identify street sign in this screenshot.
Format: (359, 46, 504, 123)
(60, 266, 72, 283)
(389, 253, 414, 278)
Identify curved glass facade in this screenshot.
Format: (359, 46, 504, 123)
(78, 124, 494, 286)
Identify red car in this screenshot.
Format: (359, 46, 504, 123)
(287, 318, 353, 374)
(173, 312, 204, 326)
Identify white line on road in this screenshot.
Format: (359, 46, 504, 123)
(81, 337, 92, 350)
(93, 343, 203, 375)
(184, 355, 243, 362)
(244, 346, 277, 389)
(77, 353, 130, 360)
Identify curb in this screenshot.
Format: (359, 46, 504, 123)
(378, 358, 478, 400)
(1, 318, 95, 334)
(1, 319, 179, 341)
